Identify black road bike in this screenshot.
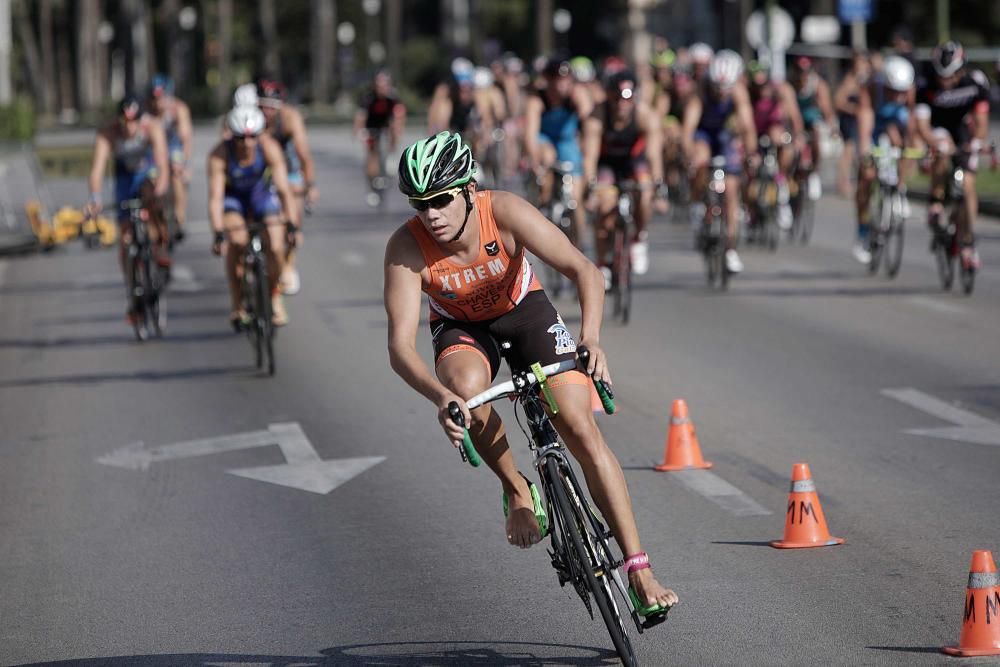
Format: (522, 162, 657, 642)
(121, 198, 166, 341)
(698, 156, 732, 290)
(239, 220, 276, 375)
(448, 346, 667, 667)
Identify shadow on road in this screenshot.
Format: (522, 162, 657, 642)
(0, 331, 235, 349)
(866, 646, 945, 654)
(15, 641, 620, 666)
(35, 308, 230, 326)
(710, 541, 775, 547)
(0, 365, 250, 388)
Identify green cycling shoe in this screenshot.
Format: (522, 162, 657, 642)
(502, 474, 548, 538)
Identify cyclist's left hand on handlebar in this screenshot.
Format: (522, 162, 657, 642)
(285, 221, 299, 248)
(211, 231, 225, 256)
(578, 340, 611, 385)
(307, 185, 319, 207)
(439, 393, 472, 447)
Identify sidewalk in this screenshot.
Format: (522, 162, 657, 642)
(0, 153, 40, 255)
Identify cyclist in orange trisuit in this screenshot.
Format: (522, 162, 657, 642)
(383, 131, 678, 620)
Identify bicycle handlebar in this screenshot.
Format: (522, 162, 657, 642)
(447, 346, 616, 467)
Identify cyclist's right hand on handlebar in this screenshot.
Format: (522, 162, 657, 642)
(439, 394, 472, 447)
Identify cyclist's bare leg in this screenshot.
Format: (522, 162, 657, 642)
(436, 351, 541, 549)
(961, 170, 977, 244)
(171, 167, 187, 233)
(139, 181, 169, 258)
(264, 215, 287, 292)
(223, 213, 249, 316)
(549, 380, 679, 609)
(537, 142, 557, 204)
(594, 183, 619, 266)
(928, 138, 953, 226)
(856, 160, 875, 231)
(690, 141, 711, 205)
(571, 176, 588, 249)
(284, 185, 306, 271)
(117, 222, 133, 281)
(724, 175, 740, 247)
(366, 141, 381, 181)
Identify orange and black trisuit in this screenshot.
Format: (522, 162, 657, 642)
(406, 190, 588, 387)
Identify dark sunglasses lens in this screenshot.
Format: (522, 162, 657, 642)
(410, 198, 430, 211)
(411, 193, 455, 211)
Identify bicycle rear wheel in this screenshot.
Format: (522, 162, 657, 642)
(960, 256, 976, 295)
(128, 252, 148, 342)
(613, 222, 632, 324)
(546, 457, 637, 667)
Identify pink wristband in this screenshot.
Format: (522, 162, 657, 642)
(624, 552, 650, 574)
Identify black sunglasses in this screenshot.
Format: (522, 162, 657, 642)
(409, 190, 460, 212)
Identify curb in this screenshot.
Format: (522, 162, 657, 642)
(0, 233, 40, 256)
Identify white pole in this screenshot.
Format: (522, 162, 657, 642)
(0, 0, 11, 106)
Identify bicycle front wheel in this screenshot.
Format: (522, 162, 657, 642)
(547, 457, 637, 667)
(933, 231, 955, 290)
(253, 253, 274, 375)
(885, 196, 905, 279)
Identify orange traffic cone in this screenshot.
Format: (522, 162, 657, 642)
(654, 399, 712, 471)
(770, 462, 844, 548)
(942, 550, 1000, 656)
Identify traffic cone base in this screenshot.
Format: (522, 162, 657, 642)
(654, 400, 712, 471)
(942, 550, 1000, 657)
(770, 463, 843, 549)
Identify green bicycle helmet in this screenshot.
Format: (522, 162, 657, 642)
(398, 131, 477, 199)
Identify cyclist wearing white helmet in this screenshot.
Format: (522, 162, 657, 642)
(233, 83, 259, 108)
(207, 106, 296, 329)
(689, 42, 714, 82)
(915, 40, 991, 270)
(853, 55, 917, 264)
(428, 59, 498, 160)
(683, 49, 757, 274)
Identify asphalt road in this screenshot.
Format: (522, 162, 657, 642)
(1, 125, 999, 666)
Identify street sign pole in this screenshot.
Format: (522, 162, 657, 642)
(851, 20, 866, 50)
(936, 0, 949, 42)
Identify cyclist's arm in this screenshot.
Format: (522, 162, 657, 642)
(681, 96, 702, 156)
(523, 96, 543, 169)
(147, 121, 170, 196)
(581, 114, 602, 185)
(287, 108, 316, 191)
(734, 85, 757, 155)
(972, 102, 989, 142)
(817, 79, 837, 128)
(176, 101, 193, 163)
(654, 88, 671, 119)
(833, 75, 856, 115)
(572, 84, 594, 121)
(87, 128, 111, 203)
(260, 134, 294, 223)
(856, 87, 874, 155)
(427, 83, 451, 133)
(390, 100, 406, 147)
(640, 104, 664, 183)
(206, 145, 227, 234)
(492, 191, 607, 372)
(914, 103, 935, 147)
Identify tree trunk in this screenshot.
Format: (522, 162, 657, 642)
(12, 0, 44, 108)
(385, 0, 400, 85)
(535, 0, 552, 57)
(55, 7, 75, 118)
(310, 0, 334, 104)
(215, 0, 232, 111)
(76, 0, 101, 113)
(259, 0, 279, 79)
(39, 0, 56, 113)
(0, 0, 12, 106)
(159, 0, 184, 92)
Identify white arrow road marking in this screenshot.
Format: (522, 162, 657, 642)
(169, 263, 204, 293)
(882, 387, 1000, 447)
(96, 422, 385, 494)
(671, 469, 772, 517)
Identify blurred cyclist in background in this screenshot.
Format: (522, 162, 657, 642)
(354, 69, 407, 206)
(790, 56, 838, 201)
(259, 79, 318, 296)
(854, 55, 916, 264)
(86, 95, 170, 326)
(145, 74, 192, 243)
(915, 41, 991, 270)
(525, 56, 593, 248)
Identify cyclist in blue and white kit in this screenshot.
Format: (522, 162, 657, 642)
(683, 50, 757, 274)
(86, 95, 170, 325)
(146, 74, 192, 241)
(525, 57, 594, 249)
(207, 106, 296, 329)
(853, 56, 916, 264)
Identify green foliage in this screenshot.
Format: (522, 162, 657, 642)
(0, 98, 35, 141)
(398, 37, 447, 97)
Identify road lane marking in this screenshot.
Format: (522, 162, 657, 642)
(671, 469, 772, 516)
(169, 264, 204, 293)
(97, 422, 385, 494)
(905, 296, 968, 316)
(882, 387, 1000, 447)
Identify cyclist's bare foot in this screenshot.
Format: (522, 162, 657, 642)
(505, 476, 541, 550)
(629, 568, 679, 610)
(271, 294, 289, 327)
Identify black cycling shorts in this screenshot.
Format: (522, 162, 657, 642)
(430, 290, 582, 383)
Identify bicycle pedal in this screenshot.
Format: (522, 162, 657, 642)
(641, 610, 670, 629)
